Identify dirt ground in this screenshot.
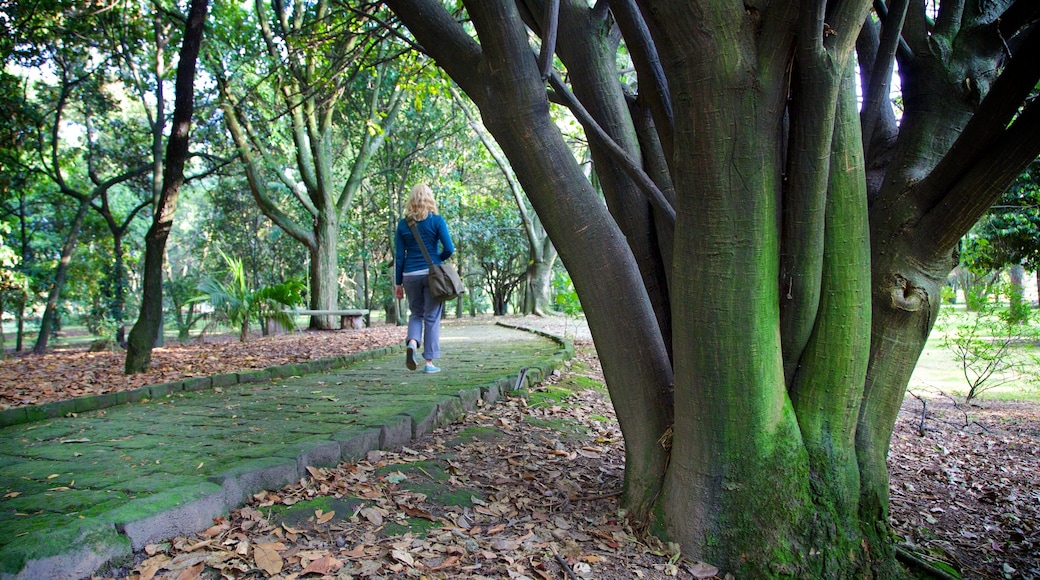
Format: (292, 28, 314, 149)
(2, 316, 1037, 579)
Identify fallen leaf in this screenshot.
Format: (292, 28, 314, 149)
(316, 509, 335, 524)
(306, 465, 326, 481)
(391, 549, 415, 566)
(183, 539, 213, 552)
(360, 507, 383, 525)
(491, 538, 521, 551)
(175, 562, 204, 580)
(688, 561, 720, 579)
(342, 544, 366, 558)
(300, 554, 343, 575)
(254, 543, 283, 575)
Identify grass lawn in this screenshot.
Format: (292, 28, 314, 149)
(909, 303, 1040, 403)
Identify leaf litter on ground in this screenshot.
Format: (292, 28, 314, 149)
(6, 316, 1036, 579)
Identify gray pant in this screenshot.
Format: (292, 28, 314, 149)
(403, 274, 443, 361)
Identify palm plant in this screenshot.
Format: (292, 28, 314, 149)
(197, 251, 305, 341)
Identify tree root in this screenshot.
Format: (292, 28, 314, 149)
(895, 546, 960, 580)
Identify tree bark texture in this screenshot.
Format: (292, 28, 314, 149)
(125, 0, 209, 373)
(385, 0, 1040, 576)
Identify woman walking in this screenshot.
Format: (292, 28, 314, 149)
(394, 184, 455, 373)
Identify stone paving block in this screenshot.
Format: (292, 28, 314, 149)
(481, 381, 502, 405)
(146, 383, 175, 400)
(104, 482, 226, 551)
(334, 426, 380, 462)
(73, 395, 101, 414)
(275, 439, 342, 471)
(91, 391, 123, 410)
(0, 407, 26, 429)
(0, 518, 130, 580)
(378, 415, 413, 449)
(5, 489, 128, 518)
(117, 474, 200, 496)
(208, 457, 300, 507)
(237, 369, 271, 384)
(182, 377, 212, 392)
(456, 387, 482, 412)
(407, 402, 440, 440)
(210, 373, 239, 388)
(124, 387, 150, 403)
(437, 397, 464, 427)
(38, 399, 78, 421)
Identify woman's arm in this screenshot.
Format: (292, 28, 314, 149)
(437, 216, 455, 261)
(394, 220, 406, 285)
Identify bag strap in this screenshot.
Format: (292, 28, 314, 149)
(406, 218, 436, 267)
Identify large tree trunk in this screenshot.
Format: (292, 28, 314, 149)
(125, 0, 209, 373)
(386, 0, 1040, 576)
(308, 213, 340, 330)
(522, 256, 554, 316)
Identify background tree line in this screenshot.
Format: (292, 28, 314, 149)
(0, 0, 566, 359)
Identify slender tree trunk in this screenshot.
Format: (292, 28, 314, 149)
(125, 0, 209, 373)
(112, 232, 126, 344)
(308, 213, 339, 330)
(33, 197, 92, 354)
(15, 296, 24, 352)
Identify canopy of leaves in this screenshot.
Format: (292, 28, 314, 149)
(963, 161, 1040, 273)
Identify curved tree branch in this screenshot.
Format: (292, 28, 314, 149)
(547, 70, 675, 226)
(537, 0, 560, 81)
(861, 0, 908, 155)
(382, 0, 484, 98)
(916, 25, 1040, 211)
(919, 95, 1040, 258)
(606, 0, 674, 163)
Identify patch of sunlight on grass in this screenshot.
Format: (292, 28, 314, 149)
(910, 304, 1040, 402)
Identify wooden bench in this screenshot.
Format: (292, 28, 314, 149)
(290, 309, 370, 330)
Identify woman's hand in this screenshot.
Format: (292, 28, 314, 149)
(394, 285, 405, 299)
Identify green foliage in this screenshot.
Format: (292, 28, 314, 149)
(964, 283, 992, 312)
(962, 162, 1040, 274)
(552, 269, 582, 316)
(937, 300, 1037, 403)
(253, 277, 306, 332)
(197, 251, 306, 341)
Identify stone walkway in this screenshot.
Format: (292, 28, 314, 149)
(0, 323, 568, 580)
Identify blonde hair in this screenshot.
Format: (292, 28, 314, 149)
(405, 183, 438, 222)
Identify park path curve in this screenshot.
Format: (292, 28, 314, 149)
(0, 322, 569, 580)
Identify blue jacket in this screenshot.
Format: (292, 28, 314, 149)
(395, 215, 454, 285)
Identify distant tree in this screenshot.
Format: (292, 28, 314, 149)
(461, 199, 527, 315)
(208, 0, 405, 329)
(450, 87, 558, 315)
(963, 162, 1040, 303)
(125, 0, 210, 372)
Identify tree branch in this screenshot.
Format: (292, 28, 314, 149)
(917, 25, 1040, 212)
(450, 84, 541, 249)
(547, 70, 675, 226)
(382, 0, 484, 98)
(920, 95, 1040, 259)
(606, 0, 673, 163)
(537, 0, 560, 81)
(336, 71, 405, 216)
(860, 0, 908, 154)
